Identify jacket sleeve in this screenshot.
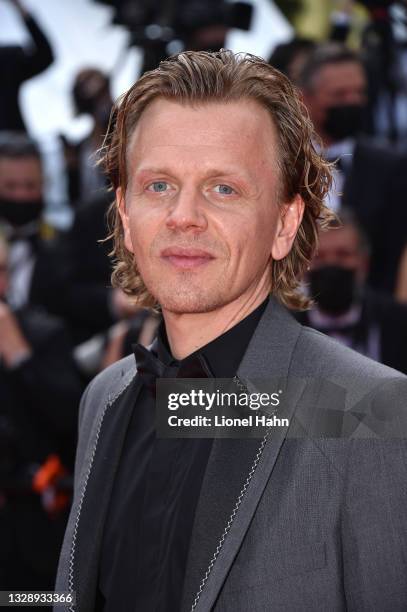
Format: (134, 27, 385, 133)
(18, 14, 54, 81)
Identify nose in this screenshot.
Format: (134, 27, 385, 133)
(166, 187, 208, 233)
(343, 86, 367, 106)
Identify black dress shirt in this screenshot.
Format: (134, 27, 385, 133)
(97, 298, 268, 612)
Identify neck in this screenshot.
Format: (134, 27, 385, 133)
(162, 280, 270, 360)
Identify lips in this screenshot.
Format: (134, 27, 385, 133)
(160, 246, 215, 269)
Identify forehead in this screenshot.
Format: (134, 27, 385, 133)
(314, 61, 366, 91)
(0, 156, 42, 180)
(126, 98, 280, 180)
(319, 225, 360, 251)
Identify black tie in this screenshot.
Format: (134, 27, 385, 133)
(133, 344, 213, 396)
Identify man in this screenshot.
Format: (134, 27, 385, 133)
(298, 43, 368, 153)
(56, 50, 407, 611)
(298, 43, 407, 293)
(0, 133, 58, 310)
(64, 69, 112, 206)
(268, 37, 316, 83)
(298, 208, 407, 374)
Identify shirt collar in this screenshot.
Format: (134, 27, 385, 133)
(156, 297, 269, 378)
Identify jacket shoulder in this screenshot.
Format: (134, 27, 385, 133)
(297, 324, 406, 383)
(294, 325, 407, 439)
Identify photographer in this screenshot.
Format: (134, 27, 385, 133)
(0, 0, 54, 132)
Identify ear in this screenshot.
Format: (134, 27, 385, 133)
(117, 187, 134, 254)
(271, 194, 305, 261)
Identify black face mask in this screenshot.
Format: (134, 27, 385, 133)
(0, 198, 43, 227)
(309, 265, 357, 315)
(323, 104, 365, 141)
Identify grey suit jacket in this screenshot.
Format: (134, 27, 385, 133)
(55, 297, 407, 611)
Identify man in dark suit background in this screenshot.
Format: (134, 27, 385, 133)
(0, 133, 61, 311)
(298, 207, 407, 374)
(298, 43, 407, 293)
(55, 50, 407, 612)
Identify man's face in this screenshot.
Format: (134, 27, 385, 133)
(312, 225, 368, 282)
(303, 61, 367, 139)
(118, 99, 303, 315)
(0, 156, 43, 201)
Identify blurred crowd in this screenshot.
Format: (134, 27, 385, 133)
(0, 0, 407, 595)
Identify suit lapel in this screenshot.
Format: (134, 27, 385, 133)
(73, 374, 143, 611)
(181, 298, 306, 612)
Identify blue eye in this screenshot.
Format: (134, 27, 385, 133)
(148, 181, 169, 192)
(214, 184, 234, 195)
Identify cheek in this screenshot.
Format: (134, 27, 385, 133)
(249, 211, 276, 254)
(126, 209, 159, 262)
(226, 212, 274, 264)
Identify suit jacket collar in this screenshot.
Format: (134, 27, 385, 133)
(72, 374, 143, 611)
(181, 296, 306, 611)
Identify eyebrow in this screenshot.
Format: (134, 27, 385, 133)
(133, 165, 254, 184)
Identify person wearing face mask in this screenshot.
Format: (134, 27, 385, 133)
(298, 42, 407, 295)
(0, 133, 62, 311)
(0, 135, 141, 347)
(297, 208, 407, 374)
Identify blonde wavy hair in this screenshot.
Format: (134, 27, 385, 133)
(101, 49, 335, 311)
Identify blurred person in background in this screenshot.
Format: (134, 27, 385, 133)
(268, 37, 317, 83)
(0, 232, 83, 592)
(297, 208, 407, 374)
(62, 69, 113, 207)
(298, 42, 407, 293)
(0, 0, 54, 133)
(360, 0, 407, 144)
(0, 132, 63, 311)
(0, 129, 154, 369)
